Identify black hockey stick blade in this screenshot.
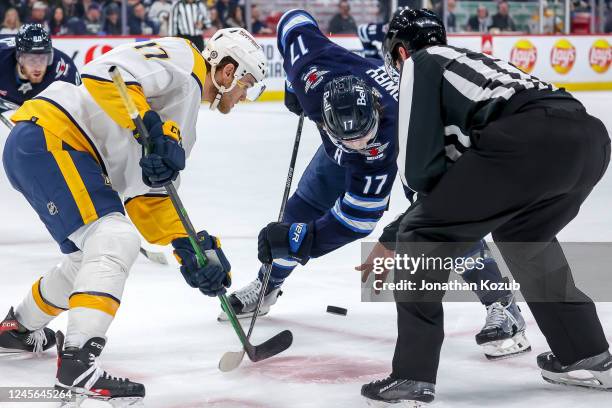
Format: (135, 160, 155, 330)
(218, 329, 292, 372)
(247, 329, 293, 362)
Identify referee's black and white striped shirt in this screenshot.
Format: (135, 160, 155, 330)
(397, 45, 575, 194)
(169, 0, 210, 37)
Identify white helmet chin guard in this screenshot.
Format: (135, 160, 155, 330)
(202, 28, 267, 110)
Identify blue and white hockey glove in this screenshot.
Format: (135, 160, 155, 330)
(172, 231, 232, 297)
(139, 110, 185, 188)
(258, 222, 314, 265)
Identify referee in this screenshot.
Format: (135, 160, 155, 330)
(360, 8, 611, 406)
(169, 0, 210, 51)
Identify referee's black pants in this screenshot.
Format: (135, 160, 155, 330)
(392, 104, 611, 384)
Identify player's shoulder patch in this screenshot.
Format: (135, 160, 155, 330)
(54, 57, 70, 79)
(301, 65, 329, 94)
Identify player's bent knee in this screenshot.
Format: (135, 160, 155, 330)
(79, 213, 141, 275)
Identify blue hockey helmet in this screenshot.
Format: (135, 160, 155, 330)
(15, 24, 54, 66)
(321, 75, 380, 152)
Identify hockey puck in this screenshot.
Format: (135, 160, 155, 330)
(326, 305, 347, 316)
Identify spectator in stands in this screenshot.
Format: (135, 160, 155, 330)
(251, 4, 272, 35)
(446, 0, 457, 33)
(169, 0, 209, 51)
(328, 0, 357, 34)
(204, 7, 223, 36)
(49, 6, 69, 35)
(84, 2, 103, 34)
(467, 4, 490, 32)
(128, 2, 158, 35)
(28, 2, 49, 31)
(0, 7, 22, 34)
(216, 0, 236, 28)
(490, 1, 517, 32)
(102, 3, 122, 34)
(61, 0, 84, 19)
(225, 5, 245, 28)
(148, 0, 172, 36)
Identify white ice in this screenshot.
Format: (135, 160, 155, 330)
(1, 93, 611, 408)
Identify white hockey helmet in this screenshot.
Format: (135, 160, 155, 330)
(202, 28, 267, 109)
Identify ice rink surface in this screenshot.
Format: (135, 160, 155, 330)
(1, 93, 611, 408)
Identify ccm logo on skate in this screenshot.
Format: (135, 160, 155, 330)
(91, 342, 104, 350)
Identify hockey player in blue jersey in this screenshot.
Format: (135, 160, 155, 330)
(358, 22, 386, 60)
(222, 9, 530, 360)
(0, 24, 80, 107)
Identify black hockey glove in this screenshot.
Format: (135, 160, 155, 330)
(284, 84, 303, 116)
(139, 110, 185, 188)
(172, 231, 232, 297)
(258, 222, 314, 266)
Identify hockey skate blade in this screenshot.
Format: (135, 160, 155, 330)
(218, 350, 245, 372)
(217, 308, 269, 322)
(541, 370, 612, 391)
(482, 331, 531, 360)
(365, 398, 428, 407)
(247, 330, 293, 363)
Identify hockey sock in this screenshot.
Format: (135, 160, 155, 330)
(14, 252, 82, 331)
(64, 213, 140, 348)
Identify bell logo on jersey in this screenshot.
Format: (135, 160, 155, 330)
(302, 66, 329, 94)
(55, 58, 70, 79)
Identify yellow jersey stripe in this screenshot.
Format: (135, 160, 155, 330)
(50, 150, 99, 225)
(69, 292, 120, 317)
(82, 74, 150, 130)
(186, 39, 207, 96)
(125, 194, 188, 245)
(31, 278, 65, 316)
(11, 98, 104, 169)
(43, 128, 62, 151)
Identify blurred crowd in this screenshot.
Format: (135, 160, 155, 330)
(0, 0, 276, 36)
(0, 0, 611, 37)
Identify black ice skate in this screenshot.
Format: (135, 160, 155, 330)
(475, 294, 531, 360)
(538, 350, 612, 390)
(55, 331, 145, 407)
(218, 278, 282, 321)
(361, 376, 435, 407)
(0, 307, 56, 353)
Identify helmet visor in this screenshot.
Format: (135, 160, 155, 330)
(326, 109, 380, 152)
(237, 79, 266, 102)
(18, 52, 52, 67)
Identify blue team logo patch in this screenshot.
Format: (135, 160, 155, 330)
(302, 66, 329, 94)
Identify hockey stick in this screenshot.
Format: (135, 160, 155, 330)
(108, 65, 292, 363)
(0, 98, 19, 130)
(0, 96, 168, 266)
(218, 113, 304, 372)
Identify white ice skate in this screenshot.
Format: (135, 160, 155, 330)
(475, 294, 531, 360)
(217, 278, 282, 321)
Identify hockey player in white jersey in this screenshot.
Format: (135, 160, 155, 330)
(0, 29, 266, 405)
